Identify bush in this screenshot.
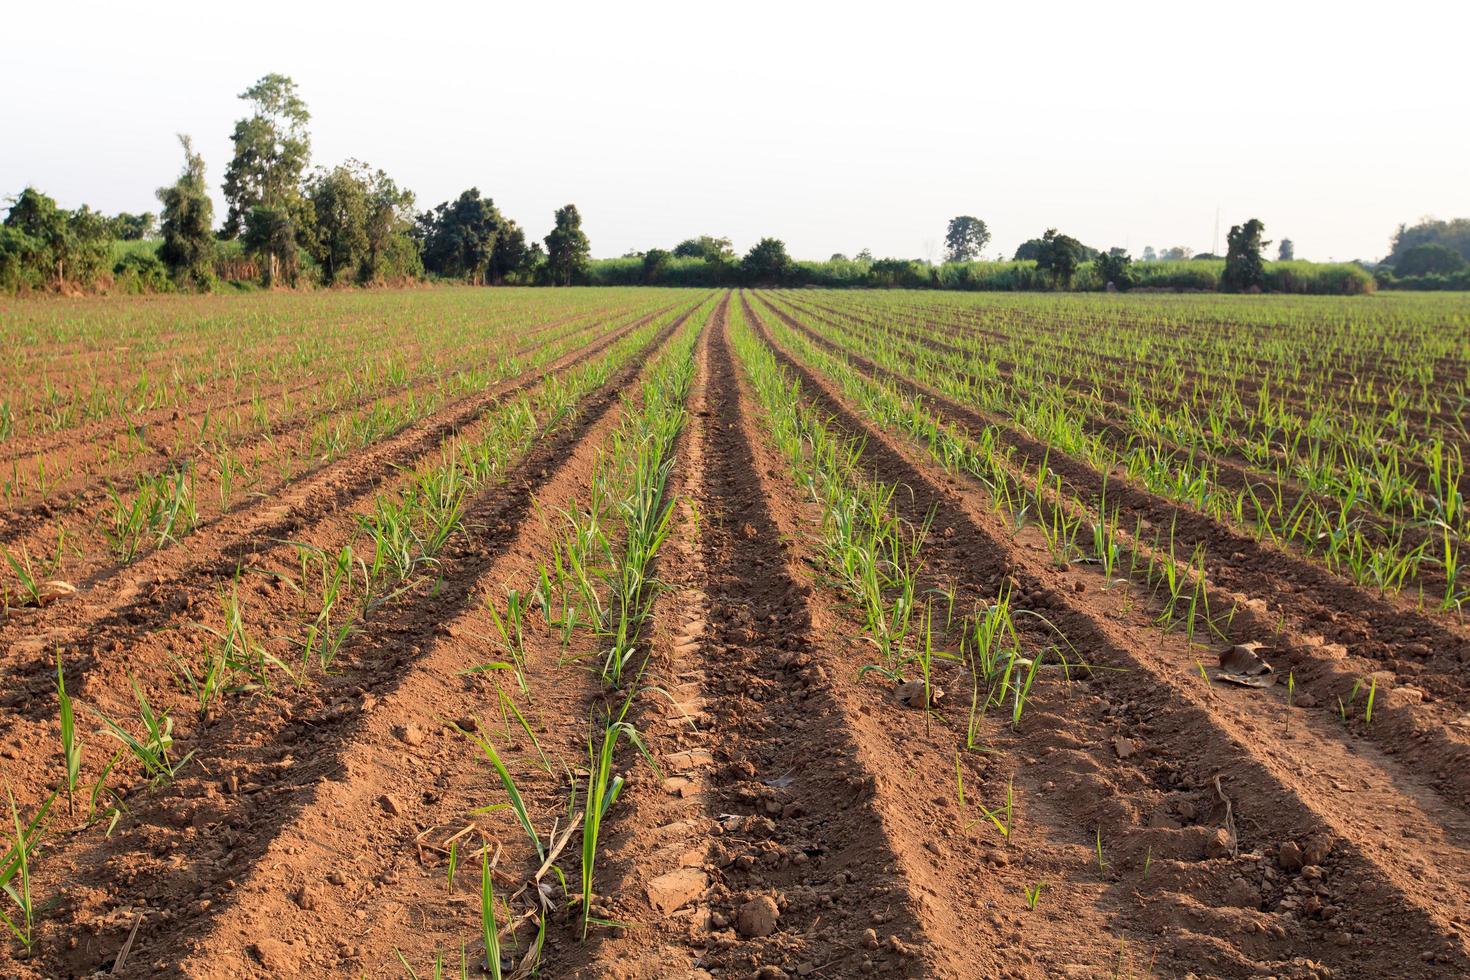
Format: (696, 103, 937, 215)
(112, 250, 173, 294)
(1376, 266, 1470, 291)
(1263, 261, 1375, 295)
(1128, 260, 1221, 291)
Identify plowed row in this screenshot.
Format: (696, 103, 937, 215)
(1, 287, 1466, 979)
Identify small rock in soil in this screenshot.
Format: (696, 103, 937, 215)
(647, 867, 708, 914)
(1303, 834, 1333, 866)
(1206, 827, 1234, 859)
(1112, 737, 1136, 759)
(378, 794, 403, 816)
(736, 895, 780, 938)
(895, 680, 942, 708)
(1278, 841, 1304, 872)
(250, 939, 293, 972)
(1224, 878, 1260, 908)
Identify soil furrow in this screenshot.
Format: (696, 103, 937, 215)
(0, 308, 632, 566)
(0, 305, 674, 696)
(752, 293, 1470, 816)
(9, 303, 695, 979)
(745, 290, 1470, 978)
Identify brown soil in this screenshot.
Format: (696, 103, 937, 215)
(2, 288, 1464, 980)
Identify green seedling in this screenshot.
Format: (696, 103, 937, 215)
(966, 778, 1014, 842)
(93, 676, 194, 786)
(0, 788, 54, 953)
(481, 852, 503, 980)
(56, 652, 81, 814)
(455, 721, 544, 863)
(446, 840, 458, 895)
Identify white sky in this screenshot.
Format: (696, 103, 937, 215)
(5, 1, 1467, 263)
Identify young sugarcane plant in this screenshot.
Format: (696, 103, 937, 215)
(480, 851, 503, 980)
(56, 652, 81, 814)
(0, 788, 54, 954)
(93, 676, 194, 787)
(580, 705, 659, 938)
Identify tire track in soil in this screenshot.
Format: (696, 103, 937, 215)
(565, 296, 989, 979)
(0, 304, 679, 715)
(753, 293, 1470, 810)
(5, 305, 698, 980)
(744, 292, 1470, 978)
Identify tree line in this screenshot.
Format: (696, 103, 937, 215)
(1, 74, 590, 293)
(0, 72, 1435, 296)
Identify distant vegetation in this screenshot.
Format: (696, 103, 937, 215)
(0, 70, 1446, 298)
(1373, 219, 1470, 290)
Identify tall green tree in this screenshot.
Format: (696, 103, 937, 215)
(944, 215, 990, 262)
(1387, 218, 1470, 266)
(742, 237, 794, 285)
(673, 235, 733, 262)
(1394, 243, 1466, 277)
(488, 222, 531, 284)
(642, 247, 672, 283)
(360, 167, 420, 283)
(1034, 229, 1083, 287)
(222, 74, 311, 236)
(544, 204, 590, 286)
(1, 188, 111, 288)
(1222, 218, 1269, 292)
(416, 188, 504, 284)
(108, 212, 156, 240)
(305, 163, 370, 285)
(241, 206, 302, 287)
(222, 74, 311, 285)
(1094, 247, 1134, 289)
(156, 135, 216, 290)
(1277, 238, 1294, 261)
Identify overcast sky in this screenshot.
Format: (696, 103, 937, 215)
(6, 1, 1467, 262)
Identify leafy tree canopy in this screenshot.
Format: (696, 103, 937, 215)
(156, 135, 216, 289)
(642, 247, 672, 284)
(1095, 247, 1134, 289)
(1222, 218, 1269, 292)
(109, 212, 156, 240)
(545, 204, 590, 285)
(306, 160, 420, 285)
(1394, 243, 1467, 277)
(1388, 218, 1470, 266)
(416, 188, 507, 284)
(944, 215, 991, 262)
(742, 237, 794, 285)
(222, 73, 311, 238)
(1033, 229, 1083, 285)
(672, 235, 733, 262)
(2, 186, 112, 287)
